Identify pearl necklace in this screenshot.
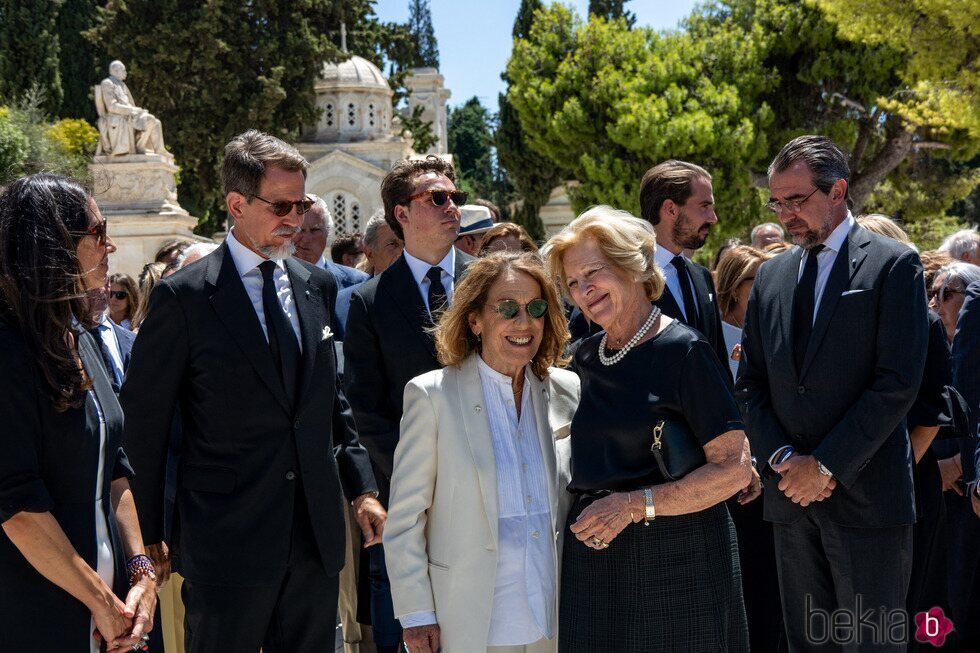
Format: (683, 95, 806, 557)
(598, 306, 661, 366)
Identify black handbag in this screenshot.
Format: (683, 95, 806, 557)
(650, 418, 706, 481)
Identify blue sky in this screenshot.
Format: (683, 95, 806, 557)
(373, 1, 699, 111)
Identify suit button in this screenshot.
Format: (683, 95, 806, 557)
(797, 385, 806, 394)
(294, 420, 300, 430)
(285, 471, 296, 481)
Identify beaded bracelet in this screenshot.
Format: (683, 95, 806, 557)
(126, 553, 156, 587)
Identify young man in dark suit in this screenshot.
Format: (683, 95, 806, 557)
(738, 135, 928, 651)
(638, 159, 732, 381)
(343, 156, 473, 653)
(120, 130, 384, 653)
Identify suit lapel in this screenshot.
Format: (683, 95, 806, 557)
(286, 258, 321, 413)
(456, 356, 499, 543)
(800, 227, 869, 377)
(688, 262, 711, 332)
(207, 243, 291, 414)
(654, 285, 683, 323)
(381, 256, 438, 360)
(528, 372, 559, 519)
(780, 248, 804, 375)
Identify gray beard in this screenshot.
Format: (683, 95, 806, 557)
(257, 240, 296, 260)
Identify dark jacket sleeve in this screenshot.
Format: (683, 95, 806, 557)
(908, 311, 953, 430)
(735, 272, 789, 465)
(812, 249, 928, 488)
(342, 289, 400, 479)
(119, 280, 189, 545)
(951, 282, 980, 484)
(0, 332, 55, 521)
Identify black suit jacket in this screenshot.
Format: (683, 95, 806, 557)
(343, 250, 473, 500)
(952, 282, 980, 484)
(655, 257, 732, 383)
(737, 224, 927, 527)
(120, 242, 376, 585)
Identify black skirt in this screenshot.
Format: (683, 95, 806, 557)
(559, 496, 748, 653)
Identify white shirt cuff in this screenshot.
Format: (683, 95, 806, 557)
(398, 611, 437, 628)
(768, 445, 794, 467)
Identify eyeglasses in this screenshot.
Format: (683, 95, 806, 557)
(109, 290, 129, 300)
(70, 220, 108, 245)
(764, 187, 820, 214)
(487, 299, 549, 320)
(253, 195, 314, 217)
(930, 286, 964, 304)
(406, 189, 468, 207)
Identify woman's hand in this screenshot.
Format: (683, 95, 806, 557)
(90, 592, 133, 651)
(570, 492, 635, 550)
(736, 465, 762, 505)
(106, 575, 157, 651)
(403, 623, 441, 653)
(145, 541, 170, 587)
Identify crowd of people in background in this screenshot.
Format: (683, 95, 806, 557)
(2, 128, 980, 653)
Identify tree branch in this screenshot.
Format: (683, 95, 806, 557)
(848, 116, 914, 212)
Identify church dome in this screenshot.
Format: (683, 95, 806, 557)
(319, 55, 389, 91)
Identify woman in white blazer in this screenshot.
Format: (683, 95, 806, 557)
(384, 252, 580, 653)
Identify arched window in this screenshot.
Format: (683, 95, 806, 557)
(331, 192, 363, 235)
(368, 103, 376, 128)
(347, 103, 357, 128)
(325, 103, 334, 128)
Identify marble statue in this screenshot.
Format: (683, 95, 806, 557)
(95, 60, 168, 157)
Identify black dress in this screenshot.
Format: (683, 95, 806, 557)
(560, 321, 749, 652)
(0, 324, 133, 650)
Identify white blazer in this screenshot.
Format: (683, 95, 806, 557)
(383, 353, 580, 653)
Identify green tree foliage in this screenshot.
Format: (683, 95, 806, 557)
(90, 0, 369, 236)
(56, 0, 105, 121)
(448, 97, 494, 198)
(407, 0, 439, 69)
(506, 5, 774, 252)
(0, 98, 95, 182)
(588, 0, 636, 27)
(0, 0, 64, 116)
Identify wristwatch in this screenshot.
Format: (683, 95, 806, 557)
(642, 487, 656, 525)
(816, 460, 833, 477)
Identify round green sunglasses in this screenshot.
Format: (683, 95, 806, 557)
(488, 299, 549, 319)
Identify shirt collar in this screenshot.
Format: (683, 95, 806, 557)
(477, 354, 530, 386)
(227, 229, 283, 277)
(654, 242, 687, 269)
(818, 211, 854, 255)
(403, 247, 455, 287)
(316, 256, 328, 270)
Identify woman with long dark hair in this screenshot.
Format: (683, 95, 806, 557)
(0, 173, 157, 652)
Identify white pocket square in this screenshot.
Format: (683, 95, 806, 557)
(841, 289, 868, 296)
(321, 325, 333, 341)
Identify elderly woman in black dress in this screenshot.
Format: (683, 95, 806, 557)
(0, 174, 157, 652)
(544, 206, 752, 652)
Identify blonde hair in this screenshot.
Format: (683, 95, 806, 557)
(857, 214, 916, 250)
(132, 261, 166, 329)
(714, 246, 772, 318)
(543, 205, 665, 302)
(434, 252, 570, 378)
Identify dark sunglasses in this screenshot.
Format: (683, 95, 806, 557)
(488, 299, 549, 320)
(253, 195, 315, 217)
(109, 290, 129, 300)
(70, 220, 108, 245)
(407, 189, 468, 207)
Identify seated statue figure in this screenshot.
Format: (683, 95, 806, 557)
(95, 60, 168, 157)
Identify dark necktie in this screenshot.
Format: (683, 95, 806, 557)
(671, 255, 699, 328)
(792, 244, 825, 372)
(426, 266, 448, 319)
(88, 325, 121, 393)
(259, 261, 301, 406)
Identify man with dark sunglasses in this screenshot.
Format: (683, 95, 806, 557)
(120, 129, 383, 653)
(344, 155, 475, 653)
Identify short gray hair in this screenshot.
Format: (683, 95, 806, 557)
(936, 260, 980, 290)
(938, 228, 980, 260)
(769, 135, 850, 199)
(362, 210, 388, 248)
(177, 242, 218, 269)
(750, 222, 784, 241)
(221, 129, 308, 199)
(306, 194, 335, 243)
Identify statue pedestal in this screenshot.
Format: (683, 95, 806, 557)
(89, 153, 203, 277)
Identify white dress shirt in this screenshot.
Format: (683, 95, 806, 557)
(402, 247, 456, 316)
(400, 358, 556, 646)
(226, 230, 303, 350)
(796, 212, 855, 326)
(654, 244, 699, 323)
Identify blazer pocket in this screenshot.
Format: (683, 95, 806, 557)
(180, 464, 237, 494)
(841, 288, 869, 296)
(553, 422, 572, 440)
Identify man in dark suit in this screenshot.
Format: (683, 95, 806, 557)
(638, 159, 731, 380)
(293, 194, 369, 289)
(738, 135, 928, 651)
(344, 156, 473, 653)
(87, 283, 136, 393)
(120, 130, 384, 653)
